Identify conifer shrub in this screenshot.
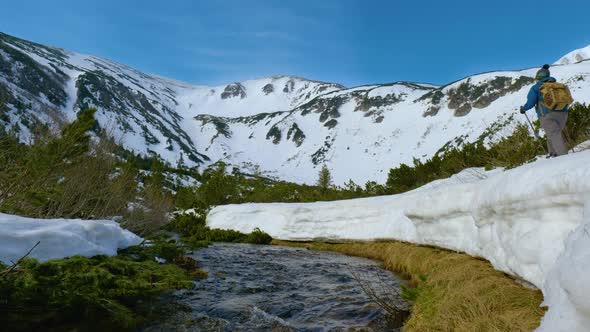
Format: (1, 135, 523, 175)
(384, 112, 589, 194)
(0, 108, 175, 234)
(0, 108, 132, 218)
(381, 104, 589, 195)
(564, 103, 590, 147)
(245, 227, 273, 245)
(168, 212, 273, 245)
(317, 164, 333, 191)
(119, 236, 185, 262)
(0, 236, 197, 331)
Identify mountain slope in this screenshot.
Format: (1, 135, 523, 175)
(192, 65, 590, 184)
(555, 45, 590, 65)
(0, 32, 339, 165)
(2, 31, 590, 184)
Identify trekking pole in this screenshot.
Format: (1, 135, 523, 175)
(563, 129, 577, 153)
(523, 112, 547, 154)
(523, 112, 541, 140)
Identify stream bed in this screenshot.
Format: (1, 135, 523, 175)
(144, 243, 408, 331)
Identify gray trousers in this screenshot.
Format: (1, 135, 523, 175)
(540, 112, 569, 156)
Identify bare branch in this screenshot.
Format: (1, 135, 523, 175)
(1, 241, 41, 277)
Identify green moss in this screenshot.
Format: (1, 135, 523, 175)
(119, 236, 184, 262)
(0, 232, 211, 332)
(0, 255, 192, 331)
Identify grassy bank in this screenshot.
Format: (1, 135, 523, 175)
(274, 240, 544, 332)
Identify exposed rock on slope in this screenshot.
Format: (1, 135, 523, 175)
(2, 32, 590, 184)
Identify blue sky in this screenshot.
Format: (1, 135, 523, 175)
(1, 0, 590, 87)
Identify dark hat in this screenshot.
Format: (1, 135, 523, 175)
(535, 64, 550, 81)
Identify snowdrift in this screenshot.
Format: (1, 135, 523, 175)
(208, 150, 590, 331)
(0, 214, 142, 264)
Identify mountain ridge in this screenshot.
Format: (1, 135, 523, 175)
(2, 31, 590, 184)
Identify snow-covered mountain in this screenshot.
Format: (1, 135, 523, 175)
(2, 31, 590, 184)
(555, 45, 590, 65)
(192, 65, 590, 184)
(0, 32, 342, 166)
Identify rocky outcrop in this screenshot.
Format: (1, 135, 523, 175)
(221, 83, 247, 99)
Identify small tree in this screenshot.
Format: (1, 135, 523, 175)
(317, 165, 332, 190)
(176, 153, 185, 169)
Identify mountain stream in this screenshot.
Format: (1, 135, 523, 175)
(144, 243, 408, 331)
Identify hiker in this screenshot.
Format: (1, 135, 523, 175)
(520, 64, 573, 157)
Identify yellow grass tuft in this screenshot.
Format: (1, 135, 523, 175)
(273, 240, 544, 332)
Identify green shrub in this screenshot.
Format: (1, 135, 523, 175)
(168, 212, 273, 245)
(384, 118, 569, 194)
(205, 228, 248, 242)
(119, 238, 184, 262)
(245, 228, 273, 245)
(167, 211, 208, 236)
(182, 238, 211, 250)
(564, 103, 590, 147)
(0, 235, 205, 331)
(0, 108, 175, 234)
(0, 255, 192, 331)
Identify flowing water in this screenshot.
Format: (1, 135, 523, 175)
(144, 243, 407, 332)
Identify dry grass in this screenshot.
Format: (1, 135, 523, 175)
(273, 240, 544, 332)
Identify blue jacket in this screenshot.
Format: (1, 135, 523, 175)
(522, 77, 569, 118)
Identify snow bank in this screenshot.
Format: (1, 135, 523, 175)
(208, 151, 590, 331)
(538, 203, 590, 331)
(0, 214, 142, 264)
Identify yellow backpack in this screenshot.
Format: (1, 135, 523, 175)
(539, 82, 574, 111)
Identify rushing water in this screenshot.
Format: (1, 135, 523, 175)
(145, 243, 407, 332)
